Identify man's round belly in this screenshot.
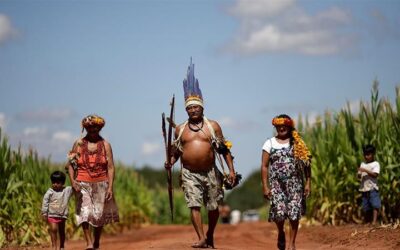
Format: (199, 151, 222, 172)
(181, 147, 215, 172)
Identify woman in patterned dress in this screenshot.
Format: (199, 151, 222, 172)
(261, 114, 311, 250)
(67, 115, 119, 250)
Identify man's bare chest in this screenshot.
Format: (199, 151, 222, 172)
(181, 129, 211, 144)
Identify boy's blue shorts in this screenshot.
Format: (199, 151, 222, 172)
(362, 189, 381, 211)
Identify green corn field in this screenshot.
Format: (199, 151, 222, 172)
(0, 132, 52, 247)
(299, 82, 400, 225)
(1, 82, 398, 247)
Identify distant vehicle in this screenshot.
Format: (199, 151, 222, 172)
(242, 209, 260, 222)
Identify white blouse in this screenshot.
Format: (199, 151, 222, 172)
(262, 137, 290, 154)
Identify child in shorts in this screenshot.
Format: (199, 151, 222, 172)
(358, 144, 381, 225)
(41, 171, 73, 250)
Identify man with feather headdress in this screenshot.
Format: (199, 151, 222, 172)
(165, 59, 237, 248)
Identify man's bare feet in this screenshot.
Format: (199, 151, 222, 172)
(191, 239, 208, 248)
(206, 231, 215, 249)
(206, 236, 214, 248)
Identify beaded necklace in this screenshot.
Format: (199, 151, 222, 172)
(81, 138, 105, 178)
(188, 119, 204, 132)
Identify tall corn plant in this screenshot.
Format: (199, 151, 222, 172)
(112, 165, 155, 230)
(0, 130, 21, 246)
(0, 130, 53, 247)
(151, 186, 190, 225)
(301, 82, 400, 225)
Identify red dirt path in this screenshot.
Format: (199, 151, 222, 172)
(6, 222, 400, 249)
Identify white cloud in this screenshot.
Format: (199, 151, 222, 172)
(23, 127, 47, 137)
(8, 128, 76, 162)
(0, 14, 18, 44)
(141, 142, 161, 156)
(225, 0, 355, 56)
(228, 0, 295, 18)
(219, 116, 259, 131)
(240, 24, 346, 55)
(52, 131, 74, 143)
(0, 113, 6, 130)
(16, 108, 75, 123)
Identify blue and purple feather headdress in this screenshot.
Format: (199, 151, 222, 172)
(183, 58, 203, 108)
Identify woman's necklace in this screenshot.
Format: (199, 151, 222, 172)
(82, 139, 102, 168)
(188, 119, 204, 132)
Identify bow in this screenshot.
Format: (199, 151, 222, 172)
(162, 95, 175, 221)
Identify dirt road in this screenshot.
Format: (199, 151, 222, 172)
(6, 222, 399, 249)
(62, 222, 399, 250)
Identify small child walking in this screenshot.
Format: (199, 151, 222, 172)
(41, 171, 73, 250)
(358, 144, 381, 225)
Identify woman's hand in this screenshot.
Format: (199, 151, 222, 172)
(263, 187, 272, 200)
(106, 187, 113, 201)
(72, 180, 81, 192)
(304, 180, 311, 198)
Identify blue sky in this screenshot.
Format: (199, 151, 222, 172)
(0, 0, 399, 178)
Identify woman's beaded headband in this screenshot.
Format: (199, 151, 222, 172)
(272, 117, 294, 127)
(81, 115, 105, 129)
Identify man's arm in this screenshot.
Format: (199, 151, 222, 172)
(172, 125, 182, 164)
(171, 150, 181, 166)
(165, 125, 182, 168)
(212, 121, 236, 182)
